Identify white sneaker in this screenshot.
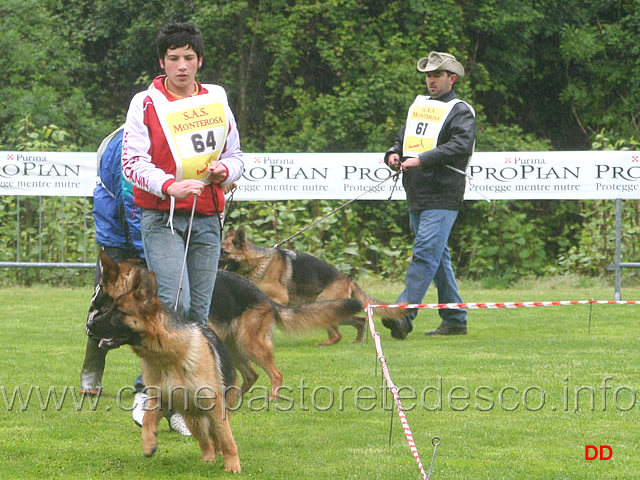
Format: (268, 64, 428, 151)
(168, 413, 192, 436)
(131, 392, 148, 427)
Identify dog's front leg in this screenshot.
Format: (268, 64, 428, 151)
(216, 420, 241, 473)
(141, 407, 162, 457)
(184, 415, 217, 463)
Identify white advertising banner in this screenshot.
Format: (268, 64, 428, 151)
(0, 152, 98, 197)
(1, 150, 639, 200)
(233, 150, 640, 201)
(464, 151, 640, 200)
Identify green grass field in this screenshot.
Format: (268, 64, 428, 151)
(1, 276, 639, 479)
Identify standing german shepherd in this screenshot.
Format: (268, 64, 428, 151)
(208, 269, 363, 400)
(87, 251, 241, 473)
(88, 250, 362, 407)
(220, 226, 409, 345)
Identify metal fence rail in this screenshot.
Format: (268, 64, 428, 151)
(0, 195, 637, 300)
(0, 195, 95, 269)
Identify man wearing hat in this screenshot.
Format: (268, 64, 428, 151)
(381, 52, 476, 339)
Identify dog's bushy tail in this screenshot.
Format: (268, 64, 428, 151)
(349, 282, 412, 320)
(273, 298, 363, 335)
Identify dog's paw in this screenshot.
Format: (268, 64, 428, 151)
(143, 447, 157, 458)
(224, 458, 241, 473)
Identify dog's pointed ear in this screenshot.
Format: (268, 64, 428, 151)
(137, 270, 158, 306)
(234, 226, 246, 247)
(99, 249, 119, 286)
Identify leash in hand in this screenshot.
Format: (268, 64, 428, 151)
(175, 195, 198, 311)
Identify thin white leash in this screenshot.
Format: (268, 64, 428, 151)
(273, 173, 399, 248)
(175, 195, 197, 311)
(445, 165, 491, 203)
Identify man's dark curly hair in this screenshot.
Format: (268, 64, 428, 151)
(156, 22, 204, 60)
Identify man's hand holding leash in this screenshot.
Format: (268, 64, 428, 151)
(207, 160, 228, 184)
(165, 162, 230, 199)
(167, 180, 205, 199)
(387, 153, 419, 172)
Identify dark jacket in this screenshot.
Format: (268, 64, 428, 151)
(385, 89, 476, 211)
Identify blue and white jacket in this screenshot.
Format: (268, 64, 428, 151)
(93, 126, 144, 258)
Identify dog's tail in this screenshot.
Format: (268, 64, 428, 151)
(273, 298, 363, 335)
(349, 281, 412, 320)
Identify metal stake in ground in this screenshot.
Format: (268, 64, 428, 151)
(427, 437, 441, 479)
(388, 402, 395, 447)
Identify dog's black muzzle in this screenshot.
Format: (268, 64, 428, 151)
(218, 255, 240, 272)
(85, 285, 140, 350)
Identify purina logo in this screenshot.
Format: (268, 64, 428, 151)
(1, 153, 81, 180)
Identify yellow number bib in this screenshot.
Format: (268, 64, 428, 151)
(148, 86, 229, 182)
(402, 96, 460, 156)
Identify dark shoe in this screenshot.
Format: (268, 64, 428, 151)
(425, 324, 467, 336)
(382, 317, 413, 340)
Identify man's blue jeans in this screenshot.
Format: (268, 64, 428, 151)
(140, 208, 221, 325)
(396, 208, 467, 327)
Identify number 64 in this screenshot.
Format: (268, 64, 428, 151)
(191, 131, 216, 153)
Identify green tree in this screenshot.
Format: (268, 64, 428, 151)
(0, 0, 109, 149)
(558, 1, 640, 143)
(2, 0, 639, 285)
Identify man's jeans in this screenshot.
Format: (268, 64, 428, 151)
(141, 208, 221, 325)
(396, 208, 466, 327)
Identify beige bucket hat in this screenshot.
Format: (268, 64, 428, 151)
(416, 52, 465, 77)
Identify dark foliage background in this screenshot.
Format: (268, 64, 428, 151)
(1, 0, 639, 285)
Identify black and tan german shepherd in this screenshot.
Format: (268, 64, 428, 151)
(88, 250, 363, 402)
(86, 251, 241, 472)
(208, 269, 362, 400)
(220, 226, 409, 345)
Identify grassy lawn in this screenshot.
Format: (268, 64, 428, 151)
(1, 275, 639, 479)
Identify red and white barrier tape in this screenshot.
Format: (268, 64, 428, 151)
(369, 299, 640, 310)
(365, 306, 428, 480)
(365, 298, 639, 479)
